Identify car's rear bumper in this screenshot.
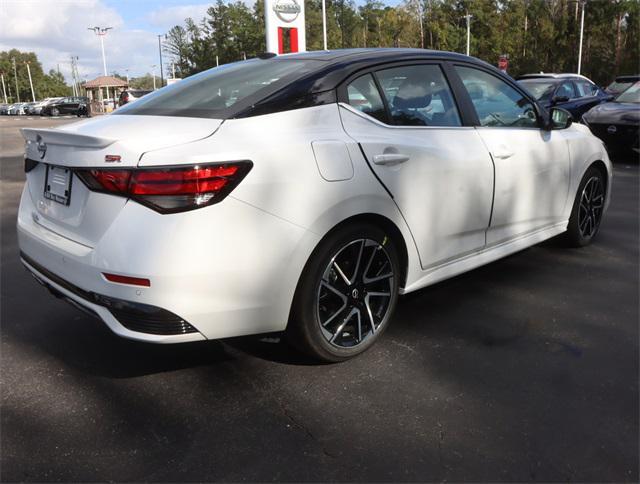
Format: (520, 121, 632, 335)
(17, 184, 318, 343)
(21, 253, 206, 343)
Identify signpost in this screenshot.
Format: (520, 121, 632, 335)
(498, 54, 509, 73)
(264, 0, 306, 54)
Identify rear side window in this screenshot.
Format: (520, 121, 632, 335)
(455, 66, 538, 128)
(376, 65, 461, 127)
(115, 58, 322, 118)
(346, 74, 387, 123)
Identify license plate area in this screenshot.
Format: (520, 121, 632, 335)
(44, 165, 73, 206)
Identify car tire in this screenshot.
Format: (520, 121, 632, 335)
(287, 223, 400, 362)
(564, 166, 606, 247)
(51, 108, 59, 117)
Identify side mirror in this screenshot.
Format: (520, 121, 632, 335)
(547, 107, 573, 130)
(552, 95, 570, 104)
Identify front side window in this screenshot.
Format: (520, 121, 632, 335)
(575, 81, 597, 97)
(346, 74, 387, 123)
(456, 66, 538, 128)
(556, 81, 576, 99)
(375, 65, 461, 127)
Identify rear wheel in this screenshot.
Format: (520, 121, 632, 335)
(565, 166, 606, 247)
(288, 223, 400, 362)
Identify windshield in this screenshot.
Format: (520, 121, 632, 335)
(116, 58, 323, 118)
(615, 82, 640, 103)
(607, 80, 634, 93)
(518, 80, 556, 101)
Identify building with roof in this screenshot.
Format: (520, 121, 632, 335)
(83, 75, 128, 113)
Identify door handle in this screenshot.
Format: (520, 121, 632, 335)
(372, 153, 410, 165)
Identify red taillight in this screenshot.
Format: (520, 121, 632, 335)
(76, 162, 252, 213)
(103, 273, 151, 287)
(92, 170, 131, 192)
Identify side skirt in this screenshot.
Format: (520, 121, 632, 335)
(401, 221, 568, 294)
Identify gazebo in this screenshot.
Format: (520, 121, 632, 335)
(83, 75, 128, 113)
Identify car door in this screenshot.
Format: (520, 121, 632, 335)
(65, 97, 80, 114)
(575, 80, 604, 118)
(339, 63, 494, 269)
(552, 81, 582, 118)
(453, 65, 571, 246)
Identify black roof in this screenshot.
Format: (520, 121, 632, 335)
(278, 48, 472, 62)
(614, 75, 640, 82)
(117, 48, 512, 120)
(266, 48, 495, 93)
(233, 48, 510, 118)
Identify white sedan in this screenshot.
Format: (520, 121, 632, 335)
(18, 49, 611, 361)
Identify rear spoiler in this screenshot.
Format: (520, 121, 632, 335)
(21, 128, 116, 149)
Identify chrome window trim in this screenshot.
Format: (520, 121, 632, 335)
(339, 102, 476, 130)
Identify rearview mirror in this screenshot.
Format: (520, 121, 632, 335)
(552, 95, 569, 104)
(548, 107, 573, 130)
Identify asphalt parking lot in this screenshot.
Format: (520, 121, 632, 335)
(1, 116, 638, 482)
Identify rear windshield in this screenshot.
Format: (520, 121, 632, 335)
(115, 58, 322, 118)
(518, 80, 556, 101)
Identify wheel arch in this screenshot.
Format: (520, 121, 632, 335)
(589, 159, 609, 190)
(306, 212, 410, 290)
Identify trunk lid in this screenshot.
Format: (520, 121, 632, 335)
(22, 115, 222, 167)
(21, 115, 223, 247)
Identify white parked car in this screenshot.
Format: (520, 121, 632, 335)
(18, 49, 612, 361)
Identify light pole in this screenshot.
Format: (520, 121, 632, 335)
(463, 13, 473, 56)
(0, 72, 7, 103)
(157, 34, 165, 88)
(321, 0, 328, 50)
(88, 26, 113, 76)
(24, 61, 36, 101)
(11, 58, 19, 103)
(151, 65, 157, 90)
(577, 0, 586, 75)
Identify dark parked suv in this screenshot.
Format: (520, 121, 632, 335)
(517, 74, 612, 121)
(41, 97, 89, 116)
(118, 89, 152, 107)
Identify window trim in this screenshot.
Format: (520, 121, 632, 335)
(450, 62, 545, 130)
(338, 102, 478, 131)
(337, 60, 471, 128)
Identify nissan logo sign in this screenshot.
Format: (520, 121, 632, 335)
(273, 0, 301, 22)
(607, 125, 617, 134)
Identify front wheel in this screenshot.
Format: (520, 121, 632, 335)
(565, 166, 606, 247)
(287, 223, 400, 362)
(51, 108, 59, 117)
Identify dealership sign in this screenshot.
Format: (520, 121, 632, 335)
(265, 0, 306, 54)
(273, 0, 301, 23)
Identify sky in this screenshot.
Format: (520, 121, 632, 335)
(1, 0, 404, 84)
(0, 0, 225, 82)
